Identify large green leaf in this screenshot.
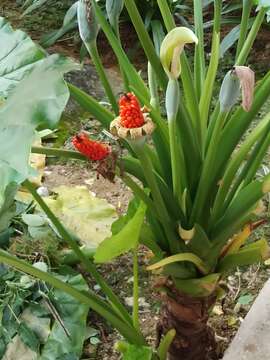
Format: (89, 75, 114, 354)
(94, 201, 146, 263)
(40, 274, 89, 360)
(0, 55, 76, 180)
(0, 17, 45, 98)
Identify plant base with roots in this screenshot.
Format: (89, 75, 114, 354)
(156, 279, 218, 360)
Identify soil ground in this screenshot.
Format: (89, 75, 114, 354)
(1, 1, 270, 359)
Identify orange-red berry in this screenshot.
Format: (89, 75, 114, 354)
(72, 133, 110, 161)
(119, 93, 145, 128)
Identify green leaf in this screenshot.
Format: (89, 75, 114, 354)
(0, 17, 45, 98)
(22, 0, 49, 16)
(111, 197, 140, 235)
(40, 2, 78, 48)
(237, 294, 253, 305)
(0, 183, 17, 232)
(22, 214, 46, 227)
(106, 0, 124, 31)
(0, 54, 76, 179)
(220, 22, 251, 58)
(40, 274, 89, 360)
(68, 83, 114, 128)
(20, 306, 50, 344)
(254, 0, 270, 10)
(118, 343, 153, 360)
(18, 322, 40, 352)
(94, 201, 147, 263)
(216, 240, 268, 273)
(0, 229, 10, 249)
(77, 0, 99, 44)
(174, 274, 220, 297)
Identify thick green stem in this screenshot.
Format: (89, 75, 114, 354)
(23, 179, 134, 327)
(194, 0, 205, 99)
(132, 246, 140, 331)
(200, 0, 221, 141)
(91, 0, 149, 100)
(0, 250, 145, 345)
(111, 19, 130, 92)
(123, 0, 167, 90)
(86, 41, 118, 114)
(166, 80, 186, 206)
(156, 0, 175, 32)
(31, 146, 87, 161)
(236, 7, 266, 66)
(236, 0, 253, 59)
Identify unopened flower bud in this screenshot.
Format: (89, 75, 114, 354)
(219, 70, 240, 113)
(219, 66, 255, 112)
(78, 0, 100, 44)
(106, 0, 124, 31)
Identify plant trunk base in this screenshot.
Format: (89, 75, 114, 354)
(156, 279, 217, 360)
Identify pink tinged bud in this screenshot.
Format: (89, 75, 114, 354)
(234, 66, 255, 112)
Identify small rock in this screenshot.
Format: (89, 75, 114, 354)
(37, 186, 49, 197)
(125, 297, 150, 308)
(94, 285, 101, 292)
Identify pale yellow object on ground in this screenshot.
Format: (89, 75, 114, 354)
(3, 335, 37, 360)
(28, 138, 46, 186)
(43, 185, 118, 248)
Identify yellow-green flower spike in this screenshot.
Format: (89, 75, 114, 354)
(160, 27, 198, 80)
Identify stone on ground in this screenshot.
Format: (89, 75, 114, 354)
(223, 279, 270, 360)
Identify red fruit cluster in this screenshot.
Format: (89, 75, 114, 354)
(119, 93, 145, 128)
(72, 133, 110, 161)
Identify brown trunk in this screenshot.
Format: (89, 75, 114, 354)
(156, 279, 217, 360)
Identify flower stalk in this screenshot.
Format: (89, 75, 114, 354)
(132, 245, 140, 331)
(78, 0, 118, 114)
(236, 6, 267, 66)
